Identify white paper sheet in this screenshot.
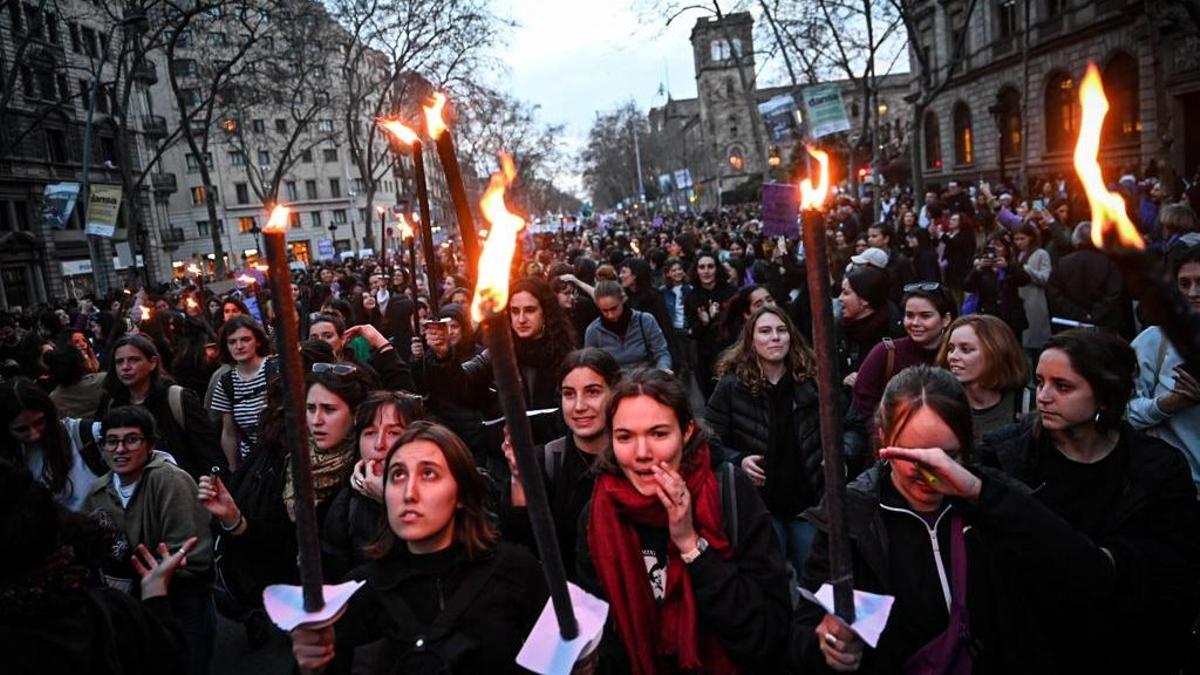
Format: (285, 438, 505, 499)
(796, 583, 896, 648)
(262, 580, 366, 632)
(516, 582, 609, 674)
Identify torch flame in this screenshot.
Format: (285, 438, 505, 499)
(186, 263, 201, 275)
(139, 306, 151, 321)
(396, 212, 414, 240)
(423, 92, 448, 139)
(1073, 64, 1144, 250)
(470, 152, 524, 322)
(264, 204, 290, 233)
(630, 239, 641, 255)
(236, 274, 256, 285)
(799, 145, 831, 211)
(378, 118, 420, 147)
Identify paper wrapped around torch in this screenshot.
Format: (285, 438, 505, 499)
(378, 118, 441, 307)
(799, 146, 856, 625)
(1072, 64, 1200, 375)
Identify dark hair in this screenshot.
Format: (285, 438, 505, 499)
(689, 252, 726, 289)
(300, 338, 337, 368)
(354, 390, 427, 435)
(509, 277, 576, 364)
(845, 266, 891, 310)
(620, 257, 654, 293)
(558, 348, 623, 388)
(906, 226, 934, 250)
(221, 296, 250, 319)
(1041, 329, 1136, 432)
(877, 365, 975, 459)
(308, 312, 346, 336)
(593, 280, 625, 302)
(902, 286, 957, 320)
(1014, 221, 1042, 248)
(0, 379, 72, 495)
(45, 347, 85, 387)
(1167, 237, 1200, 279)
(437, 303, 474, 349)
(321, 298, 355, 324)
(218, 315, 270, 363)
(305, 365, 376, 413)
(105, 334, 162, 393)
(0, 460, 60, 584)
(869, 222, 895, 249)
(598, 368, 704, 473)
(369, 421, 498, 559)
(100, 405, 157, 447)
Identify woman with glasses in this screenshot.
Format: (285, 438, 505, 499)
(321, 390, 427, 581)
(685, 251, 737, 399)
(291, 422, 547, 673)
(83, 405, 215, 675)
(852, 284, 956, 432)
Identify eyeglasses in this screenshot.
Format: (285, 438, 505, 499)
(903, 282, 942, 293)
(312, 362, 358, 375)
(103, 434, 146, 450)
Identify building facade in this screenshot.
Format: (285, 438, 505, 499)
(911, 0, 1200, 192)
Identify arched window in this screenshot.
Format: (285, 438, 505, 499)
(1044, 71, 1077, 152)
(997, 86, 1022, 158)
(953, 102, 974, 165)
(728, 146, 745, 172)
(1102, 51, 1139, 145)
(924, 110, 942, 170)
(724, 77, 734, 98)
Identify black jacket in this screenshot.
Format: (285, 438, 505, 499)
(705, 374, 869, 516)
(321, 486, 383, 583)
(978, 419, 1200, 674)
(99, 377, 224, 479)
(963, 263, 1028, 335)
(576, 468, 792, 674)
(1046, 247, 1132, 336)
(326, 542, 547, 674)
(939, 230, 976, 289)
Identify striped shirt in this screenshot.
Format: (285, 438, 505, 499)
(211, 357, 272, 460)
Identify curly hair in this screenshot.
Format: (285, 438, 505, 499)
(510, 276, 576, 367)
(715, 306, 816, 396)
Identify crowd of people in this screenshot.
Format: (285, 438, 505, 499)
(3, 171, 1200, 674)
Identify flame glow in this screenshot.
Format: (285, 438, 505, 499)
(139, 306, 151, 321)
(1073, 64, 1144, 250)
(799, 145, 831, 210)
(185, 263, 201, 275)
(470, 152, 524, 323)
(236, 274, 256, 286)
(378, 118, 419, 147)
(264, 204, 290, 233)
(397, 213, 414, 240)
(423, 92, 448, 139)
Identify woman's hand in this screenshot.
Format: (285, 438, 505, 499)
(501, 428, 527, 507)
(410, 337, 425, 359)
(816, 613, 865, 672)
(1158, 366, 1200, 414)
(343, 324, 388, 350)
(350, 458, 384, 503)
(993, 256, 1008, 269)
(132, 537, 198, 599)
(425, 322, 450, 358)
(197, 475, 241, 528)
(878, 446, 982, 501)
(842, 371, 858, 388)
(740, 455, 766, 486)
(291, 625, 335, 674)
(651, 462, 698, 553)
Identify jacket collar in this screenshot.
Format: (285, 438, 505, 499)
(367, 543, 493, 590)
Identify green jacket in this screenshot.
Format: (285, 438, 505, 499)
(83, 452, 213, 582)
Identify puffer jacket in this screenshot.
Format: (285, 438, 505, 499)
(705, 374, 870, 504)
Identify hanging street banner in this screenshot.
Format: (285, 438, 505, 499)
(42, 182, 81, 230)
(801, 84, 851, 139)
(85, 184, 123, 238)
(761, 182, 800, 238)
(673, 168, 693, 189)
(758, 94, 801, 144)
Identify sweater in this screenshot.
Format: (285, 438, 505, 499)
(851, 336, 939, 425)
(584, 308, 672, 371)
(1127, 326, 1200, 490)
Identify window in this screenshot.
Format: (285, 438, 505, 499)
(323, 148, 338, 162)
(179, 88, 201, 107)
(251, 119, 265, 133)
(45, 128, 67, 163)
(301, 148, 313, 163)
(35, 66, 56, 101)
(23, 4, 42, 40)
(176, 29, 193, 48)
(710, 38, 742, 62)
(68, 23, 80, 52)
(275, 118, 287, 133)
(207, 32, 226, 47)
(1044, 72, 1077, 152)
(81, 26, 97, 57)
(996, 0, 1017, 40)
(285, 181, 298, 201)
(189, 119, 206, 135)
(191, 186, 210, 205)
(329, 178, 341, 198)
(318, 119, 334, 133)
(923, 111, 942, 170)
(238, 216, 257, 233)
(95, 82, 110, 114)
(1044, 0, 1065, 18)
(358, 208, 368, 223)
(185, 152, 213, 171)
(235, 183, 250, 204)
(19, 66, 33, 98)
(953, 102, 974, 165)
(8, 1, 23, 34)
(45, 11, 59, 45)
(352, 178, 365, 193)
(305, 180, 318, 199)
(257, 149, 270, 166)
(197, 220, 210, 237)
(56, 75, 69, 106)
(288, 211, 301, 229)
(311, 211, 322, 227)
(229, 150, 245, 166)
(724, 78, 734, 98)
(331, 209, 347, 225)
(1102, 52, 1140, 145)
(997, 86, 1022, 158)
(172, 59, 197, 78)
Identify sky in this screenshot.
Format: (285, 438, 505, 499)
(494, 0, 705, 198)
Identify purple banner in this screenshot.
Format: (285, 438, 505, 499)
(761, 183, 799, 238)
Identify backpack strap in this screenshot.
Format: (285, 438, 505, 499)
(638, 311, 652, 366)
(543, 436, 568, 483)
(882, 337, 897, 382)
(220, 369, 235, 410)
(72, 417, 109, 477)
(168, 385, 186, 431)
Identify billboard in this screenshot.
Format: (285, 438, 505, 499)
(85, 184, 122, 238)
(801, 84, 851, 139)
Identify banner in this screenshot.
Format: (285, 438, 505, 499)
(673, 169, 693, 189)
(317, 239, 335, 259)
(85, 184, 122, 238)
(801, 84, 851, 139)
(758, 94, 800, 144)
(42, 182, 80, 230)
(761, 182, 799, 238)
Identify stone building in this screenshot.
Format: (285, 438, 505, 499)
(911, 0, 1200, 193)
(649, 11, 912, 211)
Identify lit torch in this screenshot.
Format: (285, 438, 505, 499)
(139, 305, 151, 323)
(376, 206, 388, 271)
(397, 213, 420, 335)
(424, 92, 480, 288)
(473, 152, 578, 640)
(379, 117, 440, 306)
(799, 144, 855, 624)
(1072, 63, 1200, 374)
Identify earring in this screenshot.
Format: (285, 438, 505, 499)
(1094, 410, 1103, 425)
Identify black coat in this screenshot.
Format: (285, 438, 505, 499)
(978, 419, 1200, 674)
(99, 377, 225, 479)
(705, 374, 869, 516)
(576, 469, 792, 674)
(963, 263, 1028, 334)
(326, 542, 547, 674)
(321, 486, 383, 582)
(1046, 248, 1133, 336)
(939, 230, 976, 289)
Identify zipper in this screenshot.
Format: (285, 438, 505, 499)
(879, 502, 952, 611)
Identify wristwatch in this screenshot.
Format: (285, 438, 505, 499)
(681, 537, 709, 564)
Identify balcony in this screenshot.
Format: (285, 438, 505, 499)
(151, 173, 177, 196)
(132, 60, 158, 85)
(160, 226, 185, 250)
(142, 114, 167, 139)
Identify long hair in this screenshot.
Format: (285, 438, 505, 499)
(510, 276, 576, 365)
(0, 379, 72, 496)
(877, 365, 975, 459)
(715, 306, 816, 396)
(368, 421, 498, 559)
(597, 368, 706, 475)
(103, 334, 163, 396)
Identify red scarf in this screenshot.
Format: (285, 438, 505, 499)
(587, 444, 740, 674)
